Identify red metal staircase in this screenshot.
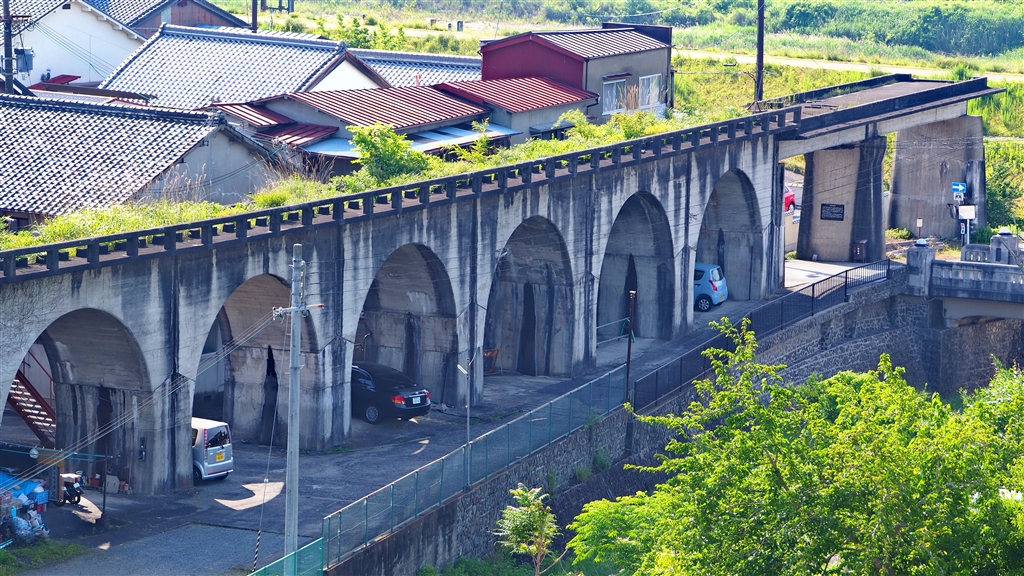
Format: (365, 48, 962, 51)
(7, 370, 56, 448)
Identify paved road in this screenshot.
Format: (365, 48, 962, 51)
(675, 49, 1024, 84)
(15, 262, 859, 574)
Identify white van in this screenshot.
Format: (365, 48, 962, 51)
(191, 417, 233, 485)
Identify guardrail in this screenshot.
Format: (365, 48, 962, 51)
(320, 365, 627, 569)
(632, 259, 890, 411)
(1, 106, 801, 284)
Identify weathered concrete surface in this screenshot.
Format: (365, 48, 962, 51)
(890, 115, 985, 238)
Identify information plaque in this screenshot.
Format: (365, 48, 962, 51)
(820, 203, 845, 221)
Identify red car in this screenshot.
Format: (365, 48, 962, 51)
(784, 184, 796, 212)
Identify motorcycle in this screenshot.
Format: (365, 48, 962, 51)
(51, 473, 82, 506)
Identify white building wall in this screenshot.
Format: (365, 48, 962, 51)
(17, 1, 143, 85)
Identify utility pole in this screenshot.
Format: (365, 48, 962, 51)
(624, 290, 636, 406)
(251, 0, 257, 32)
(273, 244, 321, 562)
(754, 0, 765, 103)
(2, 0, 14, 94)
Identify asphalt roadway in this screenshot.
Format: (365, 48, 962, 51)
(13, 260, 859, 576)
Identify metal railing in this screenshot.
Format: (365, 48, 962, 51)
(250, 538, 323, 576)
(320, 365, 626, 569)
(596, 316, 631, 345)
(633, 260, 890, 411)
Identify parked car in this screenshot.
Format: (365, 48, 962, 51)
(784, 184, 796, 212)
(191, 417, 233, 485)
(693, 263, 728, 312)
(351, 362, 431, 424)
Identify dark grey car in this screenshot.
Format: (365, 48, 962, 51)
(351, 362, 431, 424)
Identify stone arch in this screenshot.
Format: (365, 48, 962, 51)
(597, 193, 675, 340)
(357, 244, 459, 405)
(196, 274, 319, 445)
(697, 168, 764, 301)
(0, 309, 150, 486)
(484, 216, 575, 377)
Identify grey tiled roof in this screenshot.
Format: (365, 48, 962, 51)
(348, 49, 480, 87)
(101, 25, 347, 110)
(0, 95, 224, 216)
(84, 0, 247, 28)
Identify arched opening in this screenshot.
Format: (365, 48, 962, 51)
(484, 217, 575, 377)
(3, 309, 149, 490)
(196, 274, 319, 445)
(597, 193, 675, 340)
(356, 244, 459, 409)
(696, 169, 763, 301)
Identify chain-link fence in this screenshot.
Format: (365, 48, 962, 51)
(250, 537, 323, 576)
(322, 365, 627, 569)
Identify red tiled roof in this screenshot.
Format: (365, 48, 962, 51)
(213, 103, 294, 127)
(435, 77, 597, 114)
(256, 123, 338, 146)
(279, 86, 487, 130)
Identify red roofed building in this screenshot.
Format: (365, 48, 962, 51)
(479, 23, 673, 121)
(436, 77, 597, 143)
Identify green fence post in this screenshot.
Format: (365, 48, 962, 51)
(364, 499, 369, 546)
(390, 484, 395, 532)
(506, 423, 511, 468)
(439, 458, 444, 505)
(569, 391, 574, 433)
(414, 471, 419, 516)
(548, 402, 553, 444)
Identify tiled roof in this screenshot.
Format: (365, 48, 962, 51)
(0, 95, 226, 216)
(83, 0, 247, 28)
(275, 86, 488, 131)
(256, 123, 338, 146)
(483, 28, 669, 60)
(435, 77, 597, 113)
(100, 25, 347, 110)
(347, 49, 480, 87)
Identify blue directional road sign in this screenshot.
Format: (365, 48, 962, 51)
(952, 182, 967, 194)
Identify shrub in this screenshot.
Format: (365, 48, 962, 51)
(575, 466, 592, 483)
(886, 227, 914, 240)
(592, 450, 611, 472)
(250, 190, 291, 209)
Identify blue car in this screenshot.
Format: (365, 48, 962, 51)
(693, 263, 728, 312)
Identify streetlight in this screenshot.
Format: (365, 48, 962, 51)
(457, 363, 470, 489)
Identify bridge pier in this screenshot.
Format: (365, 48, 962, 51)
(798, 136, 886, 263)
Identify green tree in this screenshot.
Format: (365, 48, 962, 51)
(349, 123, 429, 183)
(568, 319, 1024, 575)
(494, 484, 566, 576)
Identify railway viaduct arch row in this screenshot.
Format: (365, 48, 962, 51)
(0, 76, 996, 493)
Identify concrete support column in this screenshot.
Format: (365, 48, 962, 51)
(906, 242, 935, 297)
(852, 136, 887, 262)
(890, 115, 984, 238)
(797, 136, 886, 262)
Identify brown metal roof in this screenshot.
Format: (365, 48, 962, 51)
(256, 123, 338, 146)
(279, 86, 488, 130)
(214, 103, 294, 127)
(435, 77, 597, 113)
(482, 29, 669, 60)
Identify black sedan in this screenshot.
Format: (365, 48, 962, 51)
(351, 362, 431, 424)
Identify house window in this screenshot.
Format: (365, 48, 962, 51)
(603, 80, 627, 115)
(639, 74, 662, 110)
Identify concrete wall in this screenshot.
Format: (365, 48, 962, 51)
(890, 115, 985, 238)
(18, 2, 143, 85)
(144, 129, 273, 206)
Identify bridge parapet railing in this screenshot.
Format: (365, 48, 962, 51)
(930, 259, 1024, 303)
(0, 106, 802, 282)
